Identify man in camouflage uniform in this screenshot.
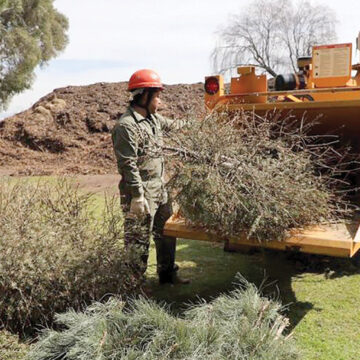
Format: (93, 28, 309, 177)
(112, 69, 189, 285)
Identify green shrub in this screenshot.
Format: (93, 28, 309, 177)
(0, 179, 140, 333)
(27, 276, 299, 360)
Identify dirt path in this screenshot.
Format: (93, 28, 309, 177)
(0, 172, 120, 194)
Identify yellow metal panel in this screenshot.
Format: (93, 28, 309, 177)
(285, 95, 303, 102)
(230, 68, 267, 104)
(206, 86, 360, 111)
(351, 242, 360, 257)
(215, 99, 360, 135)
(164, 216, 360, 258)
(350, 224, 360, 257)
(237, 66, 255, 75)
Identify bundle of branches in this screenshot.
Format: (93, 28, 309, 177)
(27, 276, 299, 360)
(0, 179, 141, 334)
(163, 111, 356, 241)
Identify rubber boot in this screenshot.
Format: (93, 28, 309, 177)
(159, 270, 190, 285)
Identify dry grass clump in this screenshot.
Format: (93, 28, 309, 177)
(0, 179, 140, 334)
(0, 330, 28, 360)
(164, 111, 354, 241)
(27, 276, 299, 360)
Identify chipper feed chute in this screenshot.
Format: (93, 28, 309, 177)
(164, 42, 360, 258)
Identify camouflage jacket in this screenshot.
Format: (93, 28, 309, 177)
(112, 106, 177, 202)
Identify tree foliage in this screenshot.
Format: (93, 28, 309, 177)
(0, 0, 69, 109)
(212, 0, 337, 78)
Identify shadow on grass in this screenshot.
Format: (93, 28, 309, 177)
(147, 238, 360, 329)
(145, 239, 320, 329)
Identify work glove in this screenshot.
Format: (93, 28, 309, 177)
(130, 194, 150, 217)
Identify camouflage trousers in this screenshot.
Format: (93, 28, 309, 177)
(121, 194, 177, 280)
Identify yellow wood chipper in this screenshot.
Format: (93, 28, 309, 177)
(164, 41, 360, 258)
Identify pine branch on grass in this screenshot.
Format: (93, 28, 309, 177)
(27, 276, 300, 360)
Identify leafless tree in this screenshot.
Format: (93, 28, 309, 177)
(212, 0, 337, 79)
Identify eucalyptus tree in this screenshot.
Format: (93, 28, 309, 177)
(0, 0, 69, 109)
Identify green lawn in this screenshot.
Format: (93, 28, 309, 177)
(1, 180, 360, 359)
(146, 240, 360, 360)
(291, 272, 360, 360)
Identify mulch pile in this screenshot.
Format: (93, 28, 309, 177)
(0, 82, 205, 175)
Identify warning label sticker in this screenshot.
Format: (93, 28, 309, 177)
(313, 44, 351, 78)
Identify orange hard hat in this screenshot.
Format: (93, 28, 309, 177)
(128, 69, 164, 91)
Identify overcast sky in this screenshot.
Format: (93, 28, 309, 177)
(1, 0, 359, 119)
